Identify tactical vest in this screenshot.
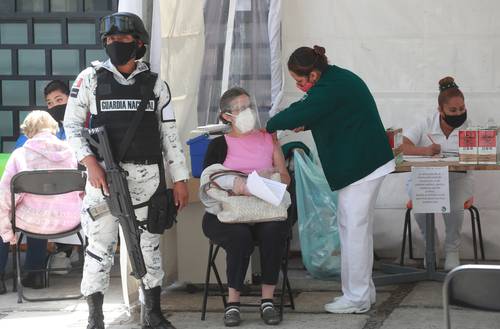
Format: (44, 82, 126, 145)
(90, 68, 162, 163)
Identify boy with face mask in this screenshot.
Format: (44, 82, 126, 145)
(15, 80, 69, 149)
(401, 76, 472, 271)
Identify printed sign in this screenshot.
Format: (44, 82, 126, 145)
(99, 99, 155, 112)
(411, 166, 450, 213)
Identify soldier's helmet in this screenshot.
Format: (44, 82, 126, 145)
(99, 12, 150, 45)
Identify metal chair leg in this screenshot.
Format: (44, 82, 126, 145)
(279, 239, 291, 320)
(408, 212, 415, 260)
(15, 234, 23, 303)
(211, 245, 227, 308)
(472, 206, 485, 260)
(11, 244, 17, 292)
(400, 209, 410, 266)
(280, 270, 286, 320)
(469, 208, 478, 264)
(201, 243, 214, 321)
(286, 274, 295, 310)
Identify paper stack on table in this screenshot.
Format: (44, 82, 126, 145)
(246, 171, 287, 206)
(403, 155, 459, 162)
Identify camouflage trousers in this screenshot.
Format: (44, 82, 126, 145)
(80, 163, 164, 296)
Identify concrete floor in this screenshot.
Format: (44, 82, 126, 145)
(1, 257, 500, 329)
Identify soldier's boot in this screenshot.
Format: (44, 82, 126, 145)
(142, 286, 176, 329)
(87, 292, 105, 329)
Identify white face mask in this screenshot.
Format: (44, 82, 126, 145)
(228, 108, 256, 134)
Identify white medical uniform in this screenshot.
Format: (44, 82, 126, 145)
(405, 112, 472, 253)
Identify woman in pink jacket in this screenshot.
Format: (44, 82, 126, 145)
(0, 111, 82, 294)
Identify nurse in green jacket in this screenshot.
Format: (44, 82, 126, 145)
(266, 45, 395, 314)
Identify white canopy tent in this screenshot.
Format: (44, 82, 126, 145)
(117, 0, 500, 309)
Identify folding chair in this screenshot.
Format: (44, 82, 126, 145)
(400, 199, 485, 265)
(11, 169, 86, 303)
(200, 234, 295, 321)
(443, 264, 500, 329)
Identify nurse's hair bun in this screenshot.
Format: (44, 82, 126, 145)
(313, 45, 326, 56)
(438, 76, 459, 92)
(288, 45, 329, 76)
(438, 76, 464, 108)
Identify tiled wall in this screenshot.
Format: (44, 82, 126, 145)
(0, 0, 117, 152)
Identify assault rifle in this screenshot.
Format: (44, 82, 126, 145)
(82, 126, 147, 279)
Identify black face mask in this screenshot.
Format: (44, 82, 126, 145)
(46, 104, 66, 123)
(443, 111, 467, 128)
(105, 41, 137, 66)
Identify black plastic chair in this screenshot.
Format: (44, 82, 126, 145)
(10, 169, 86, 303)
(400, 200, 485, 265)
(443, 264, 500, 328)
(200, 236, 295, 321)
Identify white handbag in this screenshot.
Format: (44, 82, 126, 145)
(206, 170, 290, 224)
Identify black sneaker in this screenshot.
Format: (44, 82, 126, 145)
(261, 302, 281, 325)
(223, 305, 241, 327)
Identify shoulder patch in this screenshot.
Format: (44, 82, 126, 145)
(161, 102, 176, 122)
(70, 77, 83, 98)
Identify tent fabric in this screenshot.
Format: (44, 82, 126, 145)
(115, 0, 205, 310)
(149, 0, 162, 73)
(157, 0, 205, 147)
(268, 0, 283, 117)
(197, 0, 275, 126)
(280, 0, 500, 129)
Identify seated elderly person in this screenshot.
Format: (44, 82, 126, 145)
(200, 87, 291, 327)
(0, 111, 82, 294)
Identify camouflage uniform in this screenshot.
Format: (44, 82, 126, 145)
(64, 59, 189, 296)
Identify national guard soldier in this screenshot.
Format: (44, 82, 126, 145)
(64, 12, 189, 329)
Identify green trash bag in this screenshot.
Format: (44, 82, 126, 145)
(293, 149, 341, 279)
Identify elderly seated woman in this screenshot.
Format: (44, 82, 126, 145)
(0, 111, 82, 294)
(200, 87, 291, 327)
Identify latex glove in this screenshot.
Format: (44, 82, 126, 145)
(233, 177, 251, 196)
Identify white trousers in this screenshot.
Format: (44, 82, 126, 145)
(337, 176, 384, 307)
(80, 163, 164, 296)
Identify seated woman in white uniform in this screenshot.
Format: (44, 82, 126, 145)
(401, 76, 472, 271)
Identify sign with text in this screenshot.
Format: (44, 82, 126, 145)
(411, 166, 450, 213)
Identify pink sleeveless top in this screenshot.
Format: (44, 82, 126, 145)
(223, 131, 274, 174)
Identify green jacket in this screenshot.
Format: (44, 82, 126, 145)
(266, 65, 393, 190)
